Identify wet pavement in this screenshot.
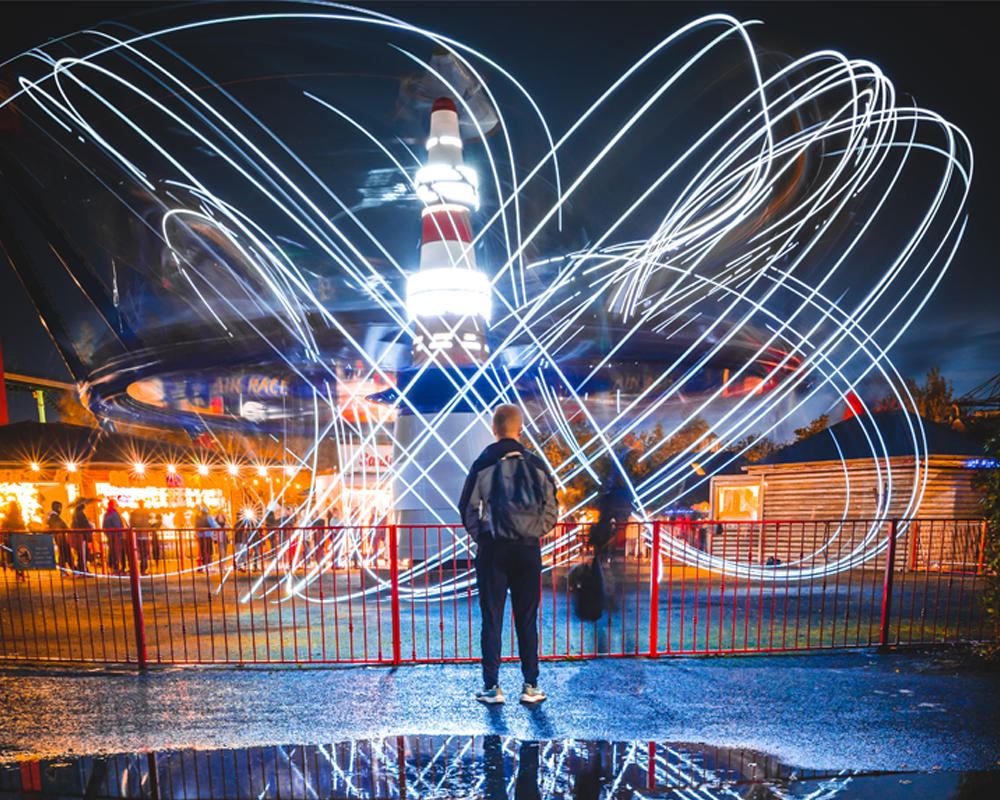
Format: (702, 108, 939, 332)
(1, 649, 998, 774)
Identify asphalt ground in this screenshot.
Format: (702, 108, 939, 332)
(1, 648, 997, 773)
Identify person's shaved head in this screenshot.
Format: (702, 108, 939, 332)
(492, 404, 522, 440)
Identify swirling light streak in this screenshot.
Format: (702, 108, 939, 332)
(0, 6, 972, 601)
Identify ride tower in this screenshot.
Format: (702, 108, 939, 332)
(391, 97, 496, 560)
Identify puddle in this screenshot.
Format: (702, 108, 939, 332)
(1, 737, 996, 799)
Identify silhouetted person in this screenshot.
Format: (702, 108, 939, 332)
(215, 511, 230, 565)
(47, 501, 71, 570)
(70, 503, 93, 573)
(102, 499, 126, 574)
(149, 512, 163, 564)
(234, 514, 253, 571)
(130, 501, 152, 574)
(2, 500, 26, 580)
(194, 505, 217, 570)
(460, 404, 558, 705)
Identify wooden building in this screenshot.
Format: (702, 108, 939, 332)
(710, 411, 986, 522)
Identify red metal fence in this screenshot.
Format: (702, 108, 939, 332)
(0, 519, 991, 667)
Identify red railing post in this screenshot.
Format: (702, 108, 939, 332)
(389, 525, 401, 665)
(648, 522, 661, 657)
(878, 518, 899, 650)
(125, 528, 148, 670)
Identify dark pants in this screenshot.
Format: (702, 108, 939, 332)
(108, 532, 124, 572)
(476, 538, 541, 687)
(198, 534, 213, 567)
(137, 537, 151, 573)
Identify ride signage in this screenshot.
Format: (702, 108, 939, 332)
(10, 533, 57, 570)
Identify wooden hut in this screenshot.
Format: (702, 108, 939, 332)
(710, 411, 986, 522)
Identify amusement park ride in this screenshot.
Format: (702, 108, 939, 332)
(0, 6, 974, 583)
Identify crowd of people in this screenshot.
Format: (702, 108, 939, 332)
(0, 498, 372, 577)
(2, 491, 706, 585)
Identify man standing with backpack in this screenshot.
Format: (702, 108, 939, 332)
(459, 404, 559, 705)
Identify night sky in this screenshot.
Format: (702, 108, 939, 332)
(0, 1, 994, 423)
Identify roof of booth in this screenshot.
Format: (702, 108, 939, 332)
(756, 411, 983, 466)
(0, 420, 208, 468)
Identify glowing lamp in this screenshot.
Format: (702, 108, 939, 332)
(167, 464, 177, 474)
(197, 464, 209, 476)
(257, 466, 268, 477)
(228, 464, 239, 476)
(65, 462, 77, 472)
(30, 463, 40, 472)
(133, 462, 146, 475)
(407, 267, 491, 322)
(426, 134, 463, 150)
(284, 465, 295, 476)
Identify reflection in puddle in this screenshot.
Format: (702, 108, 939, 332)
(1, 737, 996, 799)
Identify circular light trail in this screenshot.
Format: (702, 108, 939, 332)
(0, 4, 972, 601)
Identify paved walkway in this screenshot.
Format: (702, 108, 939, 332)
(1, 649, 997, 772)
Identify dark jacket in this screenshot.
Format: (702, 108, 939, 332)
(46, 511, 67, 530)
(459, 438, 558, 544)
(102, 508, 125, 530)
(130, 508, 152, 531)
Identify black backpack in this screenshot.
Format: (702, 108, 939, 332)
(568, 557, 605, 621)
(488, 452, 549, 541)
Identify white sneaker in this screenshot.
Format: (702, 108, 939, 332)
(519, 684, 546, 704)
(475, 685, 505, 704)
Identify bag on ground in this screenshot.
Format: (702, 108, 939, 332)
(568, 556, 605, 622)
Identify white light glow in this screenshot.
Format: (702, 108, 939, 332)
(426, 134, 462, 150)
(415, 163, 479, 209)
(407, 267, 492, 321)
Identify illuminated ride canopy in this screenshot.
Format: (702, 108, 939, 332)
(0, 3, 972, 586)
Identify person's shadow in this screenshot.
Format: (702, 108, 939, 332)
(485, 704, 508, 734)
(523, 703, 554, 740)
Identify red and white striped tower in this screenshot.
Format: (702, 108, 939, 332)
(393, 97, 495, 558)
(407, 96, 491, 365)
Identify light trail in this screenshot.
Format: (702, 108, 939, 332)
(0, 4, 972, 601)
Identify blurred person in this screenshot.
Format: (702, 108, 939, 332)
(149, 512, 163, 564)
(193, 505, 217, 570)
(69, 502, 93, 573)
(592, 436, 640, 559)
(2, 500, 27, 580)
(460, 404, 558, 705)
(233, 514, 257, 572)
(214, 511, 231, 565)
(258, 509, 278, 569)
(234, 512, 253, 571)
(47, 501, 71, 570)
(102, 499, 126, 574)
(130, 500, 152, 574)
(305, 513, 326, 568)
